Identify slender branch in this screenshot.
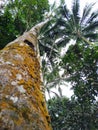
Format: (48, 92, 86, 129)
(81, 36, 94, 45)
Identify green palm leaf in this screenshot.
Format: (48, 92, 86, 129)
(72, 0, 80, 24)
(81, 3, 95, 24)
(86, 11, 98, 24)
(60, 4, 70, 20)
(84, 33, 98, 40)
(83, 21, 98, 32)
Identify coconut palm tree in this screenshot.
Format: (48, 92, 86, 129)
(39, 0, 98, 96)
(49, 0, 98, 49)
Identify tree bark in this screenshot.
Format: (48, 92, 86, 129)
(0, 20, 52, 130)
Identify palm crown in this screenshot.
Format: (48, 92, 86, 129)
(39, 0, 98, 92)
(52, 0, 98, 48)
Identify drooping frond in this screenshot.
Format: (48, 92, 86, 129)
(83, 21, 98, 32)
(84, 33, 98, 41)
(60, 4, 70, 20)
(60, 0, 65, 5)
(86, 11, 98, 24)
(81, 3, 95, 24)
(56, 36, 70, 48)
(55, 18, 73, 34)
(56, 18, 66, 26)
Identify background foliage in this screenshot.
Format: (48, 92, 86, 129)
(48, 96, 98, 130)
(0, 0, 49, 49)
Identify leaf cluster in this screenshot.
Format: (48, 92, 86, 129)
(0, 0, 49, 49)
(47, 96, 98, 130)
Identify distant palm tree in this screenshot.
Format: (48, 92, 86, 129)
(51, 0, 98, 48)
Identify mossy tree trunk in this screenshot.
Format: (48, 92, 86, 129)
(0, 20, 52, 130)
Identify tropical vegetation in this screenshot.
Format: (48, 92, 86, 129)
(0, 0, 49, 49)
(0, 0, 98, 129)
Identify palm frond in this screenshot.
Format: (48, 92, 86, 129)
(56, 36, 70, 48)
(83, 21, 98, 32)
(60, 0, 65, 5)
(39, 18, 55, 36)
(50, 1, 56, 10)
(84, 33, 98, 41)
(60, 4, 70, 20)
(56, 18, 66, 26)
(72, 0, 80, 24)
(86, 11, 98, 24)
(81, 3, 95, 24)
(39, 39, 58, 56)
(69, 14, 78, 32)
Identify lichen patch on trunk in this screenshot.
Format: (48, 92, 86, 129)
(0, 42, 52, 130)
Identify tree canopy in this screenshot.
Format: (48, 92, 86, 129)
(48, 96, 98, 130)
(0, 0, 49, 49)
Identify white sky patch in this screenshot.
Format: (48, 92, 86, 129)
(45, 82, 74, 100)
(49, 0, 98, 18)
(49, 0, 98, 7)
(61, 39, 76, 56)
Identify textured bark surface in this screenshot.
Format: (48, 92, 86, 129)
(0, 24, 52, 130)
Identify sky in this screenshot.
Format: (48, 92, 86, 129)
(49, 0, 98, 16)
(46, 0, 98, 100)
(49, 0, 98, 7)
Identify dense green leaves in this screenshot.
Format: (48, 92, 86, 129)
(46, 1, 98, 129)
(62, 43, 98, 99)
(0, 11, 19, 49)
(0, 0, 49, 49)
(48, 96, 98, 130)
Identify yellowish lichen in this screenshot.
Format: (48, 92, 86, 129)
(0, 42, 52, 130)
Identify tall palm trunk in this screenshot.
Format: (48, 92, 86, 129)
(0, 20, 52, 130)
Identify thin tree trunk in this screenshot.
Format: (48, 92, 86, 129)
(0, 20, 52, 130)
